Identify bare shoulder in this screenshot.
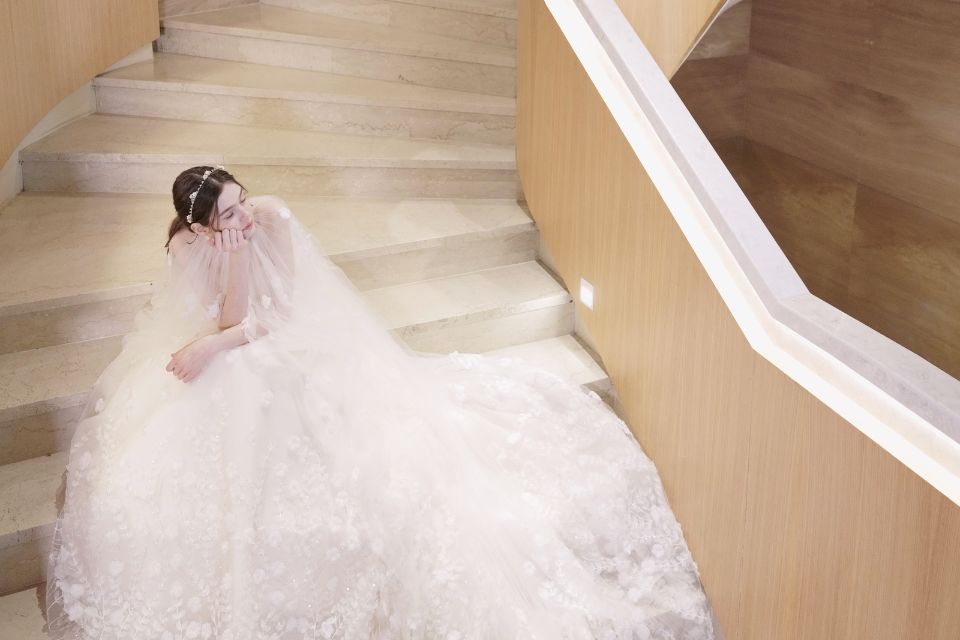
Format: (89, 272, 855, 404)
(168, 227, 198, 261)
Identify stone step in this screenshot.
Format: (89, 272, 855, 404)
(0, 334, 606, 596)
(0, 451, 64, 598)
(0, 259, 570, 466)
(0, 192, 536, 351)
(94, 53, 516, 145)
(158, 4, 516, 97)
(0, 584, 46, 639)
(20, 114, 518, 198)
(260, 0, 516, 47)
(399, 0, 517, 19)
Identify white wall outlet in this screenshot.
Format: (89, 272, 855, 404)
(579, 277, 594, 310)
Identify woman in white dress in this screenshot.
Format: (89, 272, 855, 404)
(44, 165, 720, 640)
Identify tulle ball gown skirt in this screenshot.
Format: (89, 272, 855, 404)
(44, 337, 719, 639)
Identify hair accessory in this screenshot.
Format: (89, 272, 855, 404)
(186, 165, 225, 224)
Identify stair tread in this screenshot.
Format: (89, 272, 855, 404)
(0, 335, 605, 547)
(0, 193, 532, 313)
(0, 261, 567, 416)
(162, 4, 515, 68)
(365, 260, 569, 329)
(96, 52, 516, 116)
(20, 114, 515, 168)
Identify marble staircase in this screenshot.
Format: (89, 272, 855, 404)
(0, 1, 616, 633)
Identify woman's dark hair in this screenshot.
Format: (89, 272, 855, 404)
(165, 166, 248, 253)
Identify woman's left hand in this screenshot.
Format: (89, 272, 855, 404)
(166, 334, 221, 383)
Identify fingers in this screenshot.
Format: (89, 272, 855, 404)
(209, 228, 249, 252)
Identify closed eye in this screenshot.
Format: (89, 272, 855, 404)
(223, 190, 246, 219)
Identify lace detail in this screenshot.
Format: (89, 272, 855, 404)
(45, 205, 719, 639)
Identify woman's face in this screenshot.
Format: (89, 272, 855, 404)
(192, 181, 255, 237)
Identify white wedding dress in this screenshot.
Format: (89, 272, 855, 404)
(44, 202, 720, 640)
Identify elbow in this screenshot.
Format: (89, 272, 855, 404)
(217, 313, 244, 331)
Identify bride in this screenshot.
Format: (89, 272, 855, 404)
(44, 165, 719, 639)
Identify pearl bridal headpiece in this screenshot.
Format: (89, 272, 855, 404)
(186, 165, 225, 224)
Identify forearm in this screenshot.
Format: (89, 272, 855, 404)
(208, 315, 269, 353)
(208, 322, 249, 352)
(218, 250, 251, 328)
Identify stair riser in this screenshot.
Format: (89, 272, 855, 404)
(0, 405, 84, 468)
(398, 0, 516, 19)
(95, 85, 517, 146)
(398, 300, 574, 353)
(260, 0, 517, 47)
(0, 230, 537, 355)
(0, 293, 153, 356)
(22, 161, 520, 198)
(157, 28, 516, 98)
(338, 228, 537, 291)
(0, 538, 50, 598)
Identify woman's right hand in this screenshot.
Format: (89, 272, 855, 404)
(206, 227, 252, 252)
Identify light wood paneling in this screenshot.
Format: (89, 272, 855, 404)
(518, 1, 960, 637)
(0, 0, 159, 169)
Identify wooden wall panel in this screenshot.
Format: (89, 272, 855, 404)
(672, 3, 752, 143)
(744, 55, 865, 181)
(747, 0, 960, 226)
(518, 1, 960, 637)
(0, 0, 159, 169)
(612, 0, 727, 76)
(868, 0, 960, 106)
(686, 0, 751, 62)
(749, 0, 871, 85)
(672, 55, 748, 141)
